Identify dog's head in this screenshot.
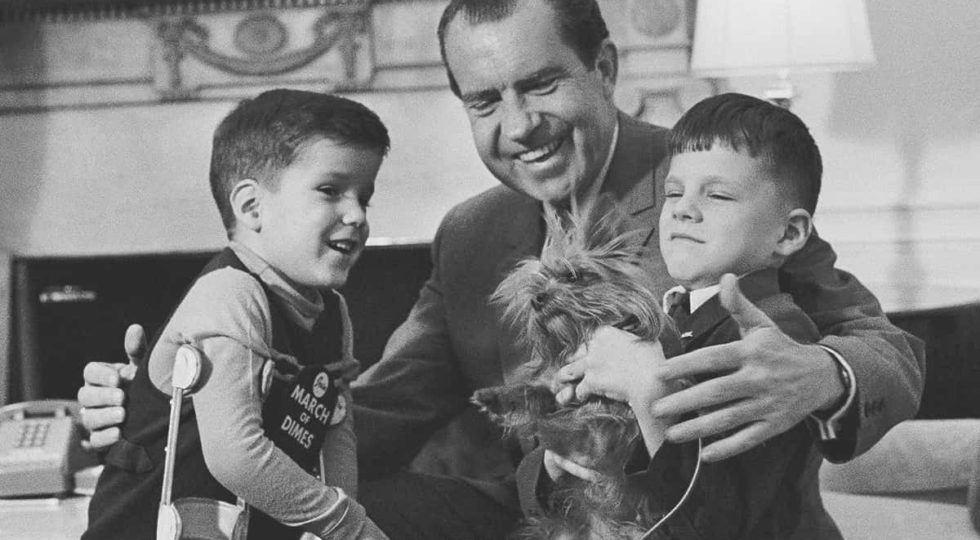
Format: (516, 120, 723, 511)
(493, 197, 666, 378)
(471, 384, 638, 475)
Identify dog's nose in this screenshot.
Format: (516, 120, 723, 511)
(531, 292, 549, 310)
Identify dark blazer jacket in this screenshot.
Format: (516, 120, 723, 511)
(658, 269, 842, 540)
(517, 269, 843, 540)
(352, 112, 925, 507)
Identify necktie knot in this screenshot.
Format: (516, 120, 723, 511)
(667, 289, 691, 326)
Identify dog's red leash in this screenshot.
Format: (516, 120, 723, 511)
(639, 437, 703, 540)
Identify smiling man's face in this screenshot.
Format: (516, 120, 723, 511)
(442, 0, 618, 205)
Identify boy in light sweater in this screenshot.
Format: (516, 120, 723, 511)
(85, 89, 389, 539)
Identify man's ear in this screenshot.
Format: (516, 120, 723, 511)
(229, 179, 261, 232)
(775, 208, 813, 257)
(594, 38, 618, 99)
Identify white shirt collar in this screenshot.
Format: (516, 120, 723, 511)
(662, 283, 721, 314)
(690, 285, 721, 313)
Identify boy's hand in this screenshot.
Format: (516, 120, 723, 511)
(76, 324, 145, 450)
(555, 332, 676, 457)
(543, 450, 600, 483)
(554, 330, 666, 407)
(651, 274, 844, 462)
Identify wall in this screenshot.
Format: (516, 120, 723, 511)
(0, 0, 697, 256)
(735, 0, 980, 296)
(0, 0, 500, 255)
(0, 89, 491, 255)
(0, 0, 978, 276)
(0, 0, 701, 401)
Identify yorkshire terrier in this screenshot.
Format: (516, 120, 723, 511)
(472, 199, 672, 539)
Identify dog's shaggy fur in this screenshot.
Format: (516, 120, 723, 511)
(472, 200, 669, 539)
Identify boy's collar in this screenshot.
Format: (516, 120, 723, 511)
(689, 285, 721, 313)
(661, 284, 720, 315)
(663, 268, 784, 316)
(228, 240, 325, 323)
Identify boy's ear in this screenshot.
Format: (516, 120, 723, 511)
(775, 208, 813, 257)
(229, 179, 262, 232)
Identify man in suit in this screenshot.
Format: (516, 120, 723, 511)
(79, 0, 924, 538)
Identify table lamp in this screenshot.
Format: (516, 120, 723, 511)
(689, 0, 876, 108)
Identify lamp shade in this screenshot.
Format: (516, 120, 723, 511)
(690, 0, 876, 78)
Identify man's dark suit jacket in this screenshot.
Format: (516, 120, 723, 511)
(352, 112, 926, 510)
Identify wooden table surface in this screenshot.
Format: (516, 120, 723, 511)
(0, 495, 89, 540)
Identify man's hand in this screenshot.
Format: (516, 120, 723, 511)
(76, 324, 146, 450)
(651, 274, 844, 462)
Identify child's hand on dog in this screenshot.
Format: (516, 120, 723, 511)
(555, 329, 679, 456)
(543, 449, 601, 482)
(554, 327, 669, 409)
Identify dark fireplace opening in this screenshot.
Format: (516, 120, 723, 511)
(8, 243, 432, 403)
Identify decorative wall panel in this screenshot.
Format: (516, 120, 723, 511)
(0, 0, 699, 114)
(0, 0, 375, 110)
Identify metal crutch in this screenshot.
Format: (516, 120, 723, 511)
(156, 344, 251, 540)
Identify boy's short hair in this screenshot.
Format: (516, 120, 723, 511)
(667, 92, 822, 214)
(436, 0, 609, 97)
(209, 89, 390, 233)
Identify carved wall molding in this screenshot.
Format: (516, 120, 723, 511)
(0, 0, 697, 112)
(0, 0, 369, 23)
(630, 0, 685, 39)
(157, 10, 367, 100)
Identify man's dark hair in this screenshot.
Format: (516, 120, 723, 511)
(209, 88, 390, 233)
(667, 92, 822, 214)
(436, 0, 609, 97)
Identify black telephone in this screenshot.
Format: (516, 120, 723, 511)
(0, 399, 99, 497)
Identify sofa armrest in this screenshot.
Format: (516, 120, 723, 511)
(820, 419, 980, 494)
(820, 419, 980, 538)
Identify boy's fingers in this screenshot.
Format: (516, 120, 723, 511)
(82, 427, 122, 451)
(719, 274, 774, 336)
(555, 361, 584, 384)
(77, 383, 126, 408)
(547, 452, 600, 482)
(124, 323, 148, 369)
(79, 404, 126, 433)
(554, 386, 575, 405)
(81, 362, 128, 389)
(574, 379, 596, 402)
(543, 450, 565, 481)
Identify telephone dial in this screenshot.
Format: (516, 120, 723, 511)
(0, 399, 99, 497)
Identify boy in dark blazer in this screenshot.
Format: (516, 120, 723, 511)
(654, 93, 844, 539)
(547, 91, 848, 539)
